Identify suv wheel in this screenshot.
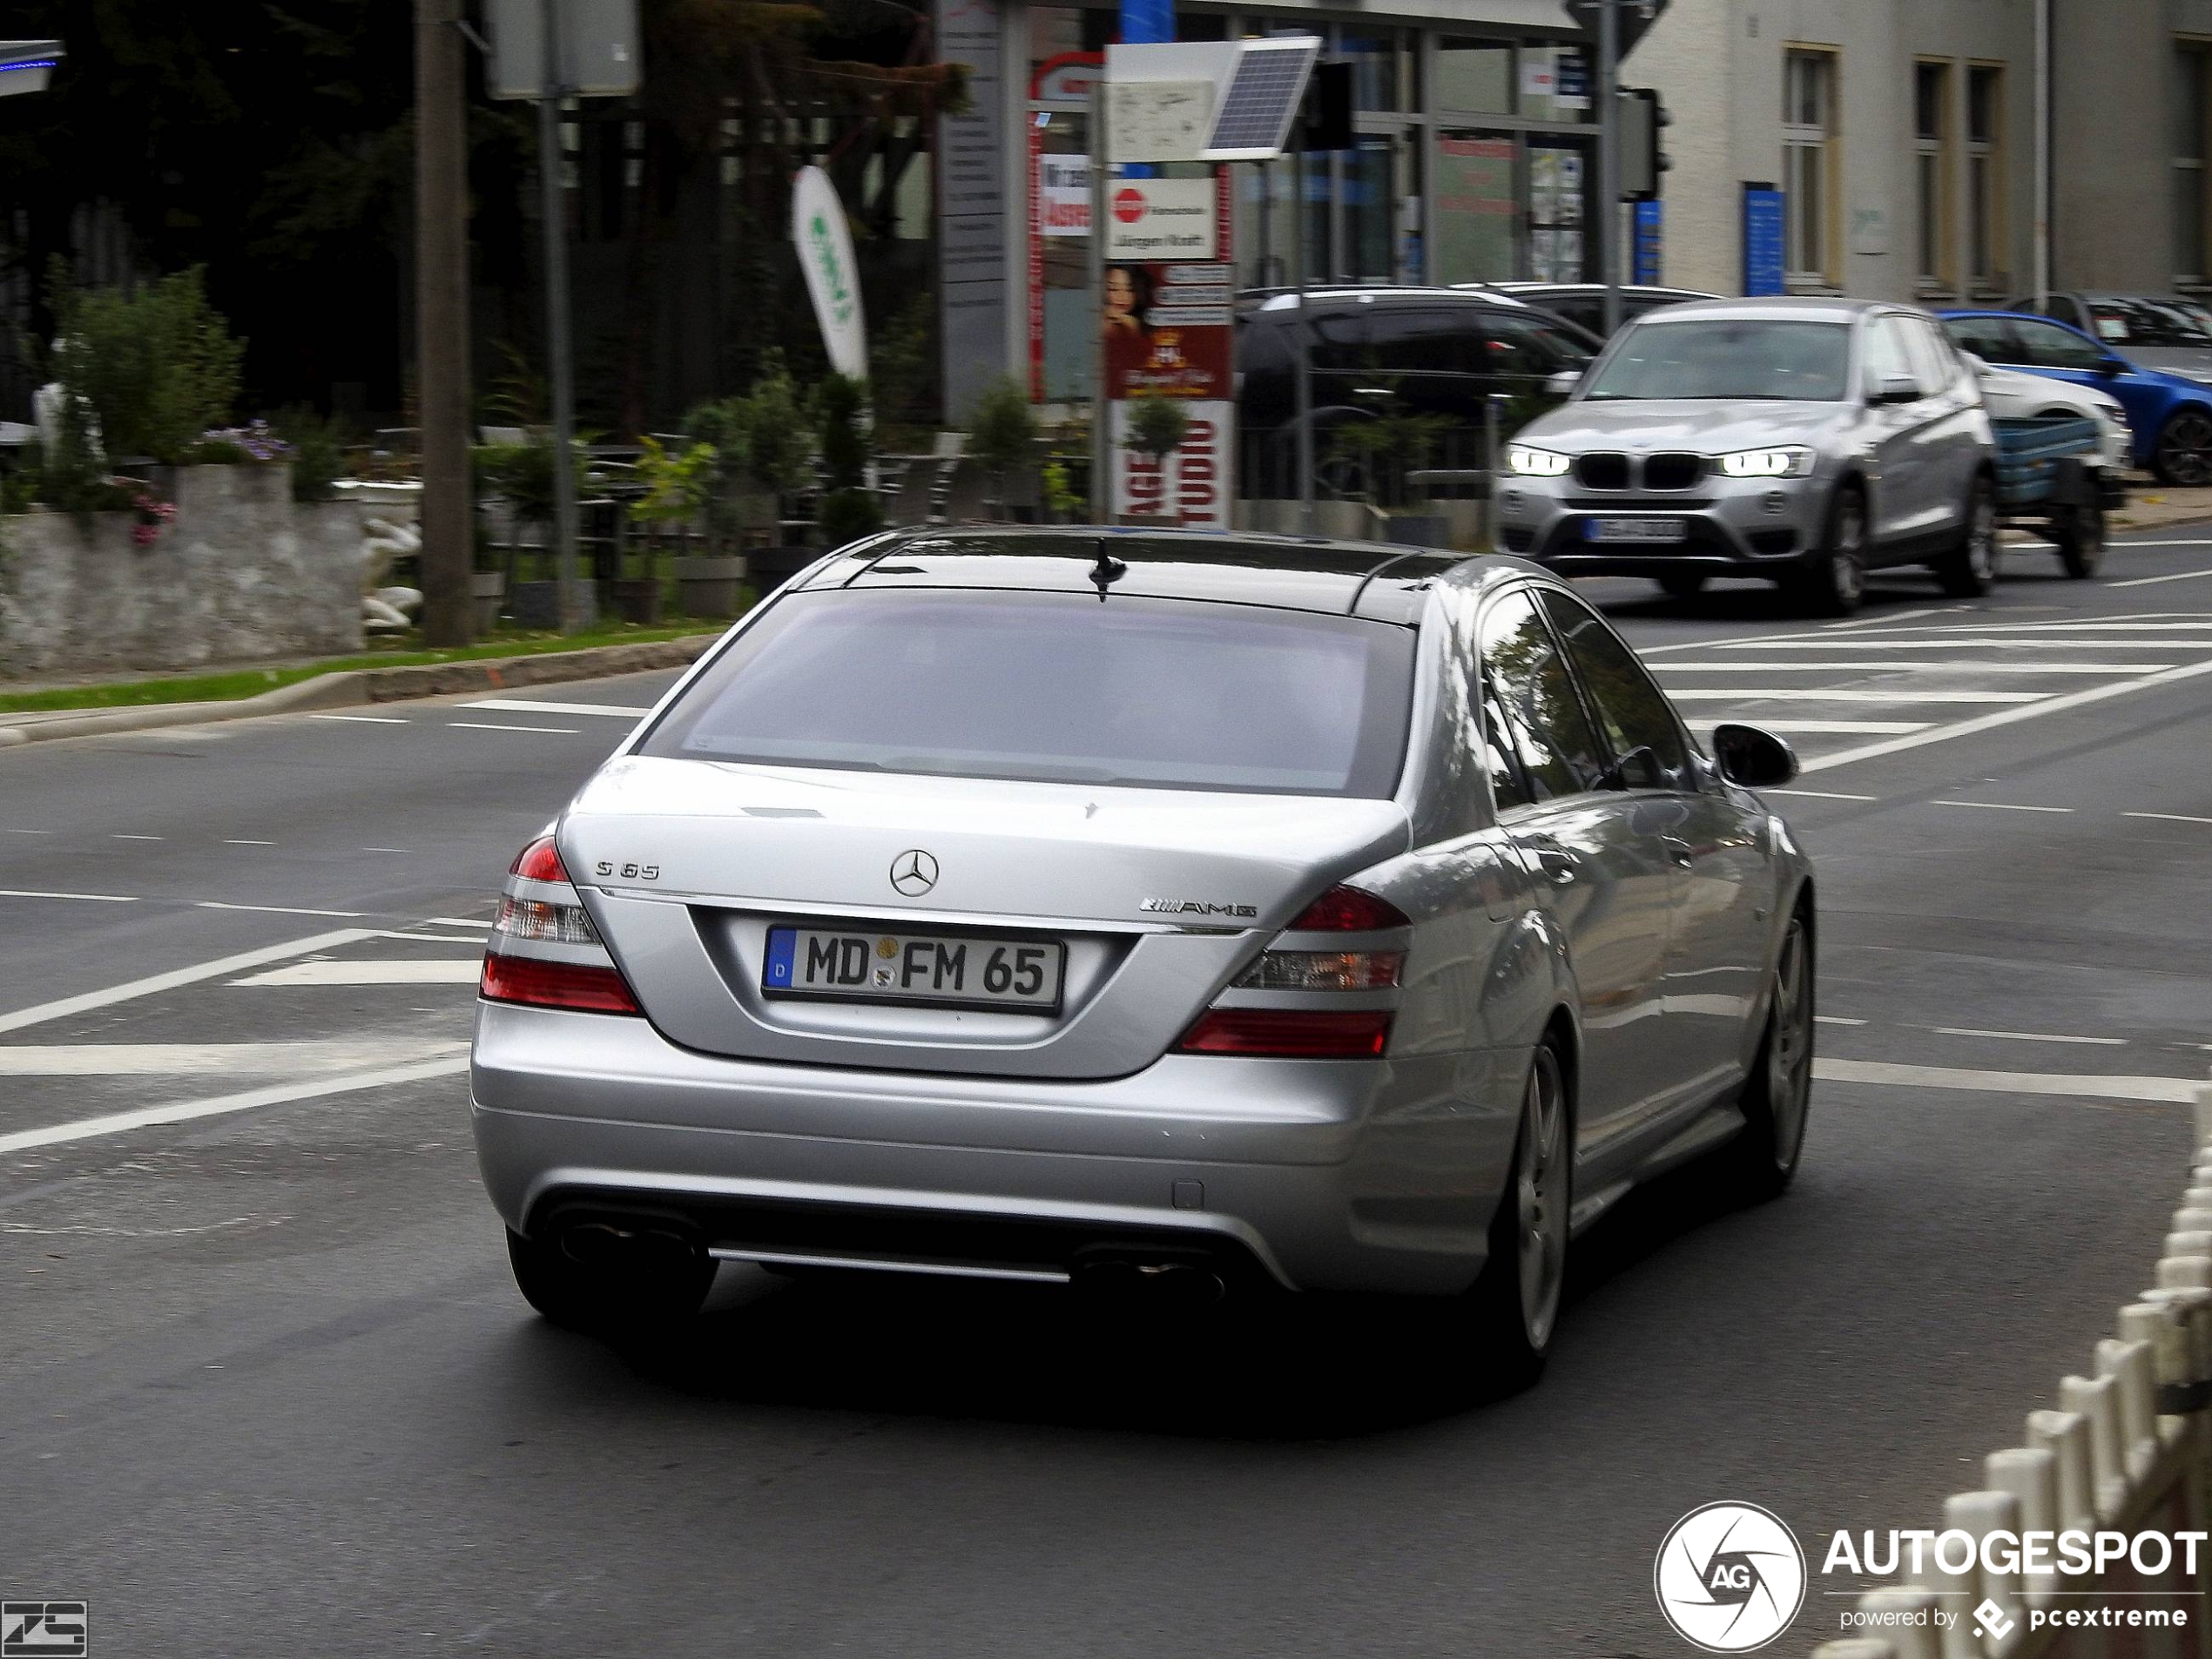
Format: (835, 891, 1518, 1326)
(2054, 497, 2107, 579)
(1786, 483, 1866, 615)
(2155, 409, 2212, 486)
(1936, 475, 2000, 597)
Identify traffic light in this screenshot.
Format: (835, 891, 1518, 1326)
(1617, 86, 1669, 200)
(1298, 61, 1355, 152)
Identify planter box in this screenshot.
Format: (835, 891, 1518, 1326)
(1, 462, 361, 678)
(505, 580, 561, 631)
(470, 570, 507, 633)
(609, 577, 664, 626)
(673, 554, 746, 618)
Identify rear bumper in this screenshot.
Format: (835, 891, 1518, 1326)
(469, 1001, 1519, 1295)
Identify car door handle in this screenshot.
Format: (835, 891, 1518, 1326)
(1531, 846, 1577, 885)
(1662, 835, 1694, 870)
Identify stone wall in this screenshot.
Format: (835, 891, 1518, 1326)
(0, 463, 363, 679)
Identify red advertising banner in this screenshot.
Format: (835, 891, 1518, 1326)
(1105, 252, 1235, 529)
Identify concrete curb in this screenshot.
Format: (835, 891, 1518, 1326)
(0, 634, 720, 749)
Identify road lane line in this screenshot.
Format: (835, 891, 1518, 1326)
(0, 888, 139, 904)
(111, 833, 162, 841)
(2109, 568, 2212, 588)
(1804, 658, 2212, 772)
(2124, 811, 2212, 826)
(222, 839, 275, 846)
(1694, 720, 1932, 733)
(461, 698, 652, 718)
(195, 900, 367, 919)
(0, 1040, 469, 1076)
(1654, 661, 2168, 674)
(1931, 1027, 2127, 1047)
(446, 721, 583, 734)
(421, 917, 493, 930)
(1769, 789, 1879, 801)
(0, 1055, 472, 1156)
(1668, 688, 2043, 703)
(1815, 1015, 1868, 1026)
(0, 828, 52, 835)
(1703, 639, 2212, 651)
(1928, 799, 2074, 813)
(229, 960, 481, 986)
(1823, 606, 1951, 631)
(309, 713, 409, 725)
(1813, 1057, 2201, 1104)
(0, 929, 375, 1036)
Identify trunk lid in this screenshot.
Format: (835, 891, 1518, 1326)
(562, 757, 1408, 1080)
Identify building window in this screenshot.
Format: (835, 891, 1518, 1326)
(1783, 49, 1837, 286)
(1914, 60, 1952, 291)
(1967, 64, 2005, 290)
(2176, 43, 2210, 283)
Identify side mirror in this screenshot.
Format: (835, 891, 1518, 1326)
(2098, 356, 2128, 378)
(1711, 722, 1800, 789)
(1544, 368, 1582, 398)
(1874, 374, 1922, 405)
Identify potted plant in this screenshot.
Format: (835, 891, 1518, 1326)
(627, 435, 723, 624)
(474, 431, 583, 628)
(813, 372, 882, 549)
(470, 519, 507, 633)
(967, 376, 1039, 521)
(678, 363, 810, 610)
(1119, 393, 1191, 526)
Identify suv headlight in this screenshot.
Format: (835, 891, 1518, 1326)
(1506, 444, 1572, 477)
(1716, 447, 1815, 479)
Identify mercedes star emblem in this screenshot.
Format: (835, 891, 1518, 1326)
(889, 849, 939, 896)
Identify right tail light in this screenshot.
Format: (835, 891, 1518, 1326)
(1176, 885, 1406, 1060)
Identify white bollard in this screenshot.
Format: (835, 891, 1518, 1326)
(1858, 1584, 1945, 1659)
(2158, 1255, 2212, 1291)
(2096, 1337, 2161, 1482)
(2192, 1085, 2212, 1149)
(2173, 1207, 2212, 1233)
(2060, 1372, 2131, 1520)
(2027, 1408, 2097, 1531)
(1985, 1447, 2061, 1606)
(2164, 1231, 2212, 1261)
(2121, 1302, 2201, 1436)
(2142, 1285, 2212, 1406)
(1945, 1490, 2025, 1657)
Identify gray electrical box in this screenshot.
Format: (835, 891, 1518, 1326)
(485, 0, 642, 99)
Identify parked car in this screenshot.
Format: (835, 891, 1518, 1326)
(2005, 292, 2212, 381)
(1952, 353, 2126, 578)
(1960, 354, 2129, 470)
(471, 527, 1815, 1386)
(1940, 308, 2212, 485)
(1459, 281, 1724, 341)
(1494, 297, 1998, 613)
(1236, 287, 1598, 500)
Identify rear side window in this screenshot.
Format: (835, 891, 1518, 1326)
(2010, 320, 2108, 370)
(642, 590, 1416, 798)
(1477, 590, 1607, 803)
(1540, 591, 1691, 791)
(1945, 315, 2021, 364)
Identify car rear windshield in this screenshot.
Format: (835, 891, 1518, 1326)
(1581, 319, 1851, 401)
(2085, 297, 2212, 349)
(639, 589, 1416, 797)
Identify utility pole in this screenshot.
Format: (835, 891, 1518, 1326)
(1597, 0, 1622, 338)
(415, 0, 475, 646)
(1089, 78, 1110, 525)
(537, 0, 592, 631)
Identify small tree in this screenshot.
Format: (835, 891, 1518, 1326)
(814, 372, 881, 543)
(967, 376, 1039, 518)
(1123, 395, 1191, 516)
(52, 262, 245, 464)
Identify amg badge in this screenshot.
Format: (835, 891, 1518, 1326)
(1139, 899, 1258, 918)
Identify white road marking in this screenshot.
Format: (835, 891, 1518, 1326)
(462, 698, 652, 718)
(1769, 789, 1879, 801)
(1823, 606, 1951, 631)
(0, 1055, 472, 1156)
(360, 846, 411, 854)
(111, 833, 162, 841)
(1927, 799, 2074, 814)
(0, 929, 374, 1036)
(222, 839, 275, 846)
(1655, 660, 2169, 674)
(309, 712, 409, 725)
(446, 721, 583, 734)
(195, 900, 367, 919)
(1668, 688, 2042, 703)
(2124, 811, 2212, 826)
(0, 1040, 469, 1076)
(421, 917, 493, 931)
(0, 828, 52, 835)
(1706, 638, 2212, 651)
(1814, 1057, 2201, 1104)
(1700, 720, 1931, 734)
(2113, 538, 2212, 547)
(1815, 1015, 1868, 1026)
(1805, 621, 2212, 633)
(2109, 568, 2212, 589)
(1931, 1027, 2127, 1047)
(230, 959, 481, 987)
(0, 887, 139, 904)
(1804, 658, 2212, 772)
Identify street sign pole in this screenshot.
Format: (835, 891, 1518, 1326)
(1598, 0, 1622, 337)
(416, 0, 475, 647)
(1089, 80, 1110, 525)
(538, 0, 592, 631)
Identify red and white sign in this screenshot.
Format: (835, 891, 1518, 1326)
(1102, 179, 1216, 260)
(1111, 401, 1233, 529)
(1036, 154, 1089, 236)
(1106, 256, 1235, 530)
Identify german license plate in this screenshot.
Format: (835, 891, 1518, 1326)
(764, 926, 1065, 1011)
(1584, 516, 1689, 543)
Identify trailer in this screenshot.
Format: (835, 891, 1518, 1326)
(1992, 415, 2122, 579)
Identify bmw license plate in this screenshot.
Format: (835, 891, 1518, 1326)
(764, 926, 1065, 1011)
(1584, 516, 1689, 543)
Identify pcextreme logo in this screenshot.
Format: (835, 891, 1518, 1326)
(1654, 1501, 1808, 1653)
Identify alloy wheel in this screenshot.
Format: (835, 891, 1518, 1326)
(2159, 412, 2212, 487)
(1966, 483, 1999, 583)
(1515, 1046, 1569, 1351)
(1829, 496, 1866, 607)
(1764, 921, 1814, 1171)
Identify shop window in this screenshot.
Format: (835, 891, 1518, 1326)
(1436, 37, 1513, 115)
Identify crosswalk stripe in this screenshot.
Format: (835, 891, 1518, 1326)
(0, 930, 377, 1036)
(446, 721, 582, 734)
(0, 1040, 469, 1076)
(462, 698, 653, 718)
(1814, 1057, 2202, 1104)
(1689, 719, 1930, 733)
(1654, 661, 2169, 674)
(1706, 639, 2212, 651)
(1667, 688, 2042, 703)
(229, 960, 482, 987)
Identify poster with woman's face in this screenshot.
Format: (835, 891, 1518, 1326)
(1103, 262, 1231, 398)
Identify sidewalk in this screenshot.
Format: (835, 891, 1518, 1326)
(2112, 476, 2212, 534)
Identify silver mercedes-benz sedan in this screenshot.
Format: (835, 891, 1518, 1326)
(471, 529, 1816, 1382)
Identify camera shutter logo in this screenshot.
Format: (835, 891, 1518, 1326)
(1653, 1502, 1806, 1653)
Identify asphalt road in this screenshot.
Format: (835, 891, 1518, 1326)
(5, 529, 2212, 1657)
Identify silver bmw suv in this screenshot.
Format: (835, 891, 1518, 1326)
(471, 529, 1815, 1383)
(1493, 297, 1998, 614)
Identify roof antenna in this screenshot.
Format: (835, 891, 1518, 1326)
(1089, 542, 1127, 602)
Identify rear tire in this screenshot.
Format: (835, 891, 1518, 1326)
(2155, 408, 2212, 487)
(1656, 570, 1708, 599)
(1935, 475, 2000, 597)
(1716, 909, 1814, 1204)
(506, 1227, 717, 1337)
(1464, 1041, 1570, 1391)
(1784, 483, 1867, 616)
(2054, 497, 2107, 578)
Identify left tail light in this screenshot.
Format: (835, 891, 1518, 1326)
(480, 834, 642, 1015)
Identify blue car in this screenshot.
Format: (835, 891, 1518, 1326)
(1940, 309, 2212, 485)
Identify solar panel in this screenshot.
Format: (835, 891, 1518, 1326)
(1201, 38, 1318, 160)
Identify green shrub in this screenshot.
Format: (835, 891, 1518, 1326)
(1124, 393, 1191, 468)
(967, 376, 1039, 485)
(53, 263, 245, 464)
(273, 408, 347, 502)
